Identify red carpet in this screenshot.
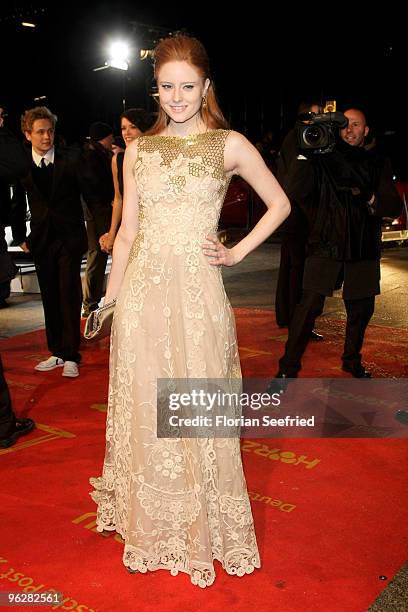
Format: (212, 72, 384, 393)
(0, 309, 407, 611)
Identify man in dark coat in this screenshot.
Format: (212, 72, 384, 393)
(275, 102, 323, 341)
(18, 106, 87, 378)
(276, 108, 402, 378)
(0, 115, 35, 447)
(0, 107, 26, 307)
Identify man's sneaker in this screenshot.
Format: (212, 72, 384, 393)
(35, 356, 64, 371)
(0, 418, 35, 448)
(62, 361, 79, 378)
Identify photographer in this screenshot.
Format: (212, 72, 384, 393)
(275, 108, 402, 378)
(275, 101, 323, 340)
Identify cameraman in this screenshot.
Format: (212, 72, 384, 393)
(275, 108, 402, 378)
(275, 101, 323, 340)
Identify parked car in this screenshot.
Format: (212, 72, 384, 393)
(381, 181, 408, 245)
(219, 175, 250, 229)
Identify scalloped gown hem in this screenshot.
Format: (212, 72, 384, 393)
(87, 495, 261, 587)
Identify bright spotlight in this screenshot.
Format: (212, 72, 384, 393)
(107, 41, 130, 70)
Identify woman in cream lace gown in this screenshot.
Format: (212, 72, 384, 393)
(90, 35, 290, 587)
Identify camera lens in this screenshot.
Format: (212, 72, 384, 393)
(303, 125, 325, 146)
(297, 120, 334, 153)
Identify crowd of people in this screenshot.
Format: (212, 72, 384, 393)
(0, 103, 151, 445)
(0, 33, 404, 588)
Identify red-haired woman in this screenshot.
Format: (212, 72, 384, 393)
(91, 35, 290, 587)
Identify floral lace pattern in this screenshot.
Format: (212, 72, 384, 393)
(90, 130, 261, 586)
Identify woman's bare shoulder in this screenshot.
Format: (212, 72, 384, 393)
(124, 138, 140, 161)
(225, 130, 249, 148)
(225, 130, 259, 173)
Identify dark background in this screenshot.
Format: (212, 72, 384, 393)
(1, 2, 406, 177)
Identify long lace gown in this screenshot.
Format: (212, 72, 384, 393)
(90, 129, 261, 587)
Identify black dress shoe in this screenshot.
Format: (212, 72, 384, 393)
(341, 363, 372, 378)
(310, 330, 324, 341)
(266, 371, 296, 395)
(0, 417, 35, 448)
(395, 410, 408, 425)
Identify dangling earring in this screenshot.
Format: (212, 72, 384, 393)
(202, 95, 207, 109)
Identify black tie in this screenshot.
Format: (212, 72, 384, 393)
(40, 158, 47, 168)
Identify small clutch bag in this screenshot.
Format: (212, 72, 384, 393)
(84, 300, 116, 341)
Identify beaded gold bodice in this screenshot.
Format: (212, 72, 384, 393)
(132, 130, 231, 251)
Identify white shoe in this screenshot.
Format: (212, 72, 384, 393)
(62, 361, 79, 378)
(35, 356, 64, 371)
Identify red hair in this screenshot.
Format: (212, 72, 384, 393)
(145, 35, 229, 135)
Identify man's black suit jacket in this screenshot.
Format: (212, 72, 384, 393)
(20, 146, 87, 256)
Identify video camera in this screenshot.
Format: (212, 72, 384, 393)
(296, 111, 348, 154)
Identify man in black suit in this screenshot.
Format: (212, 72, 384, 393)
(275, 108, 402, 379)
(0, 114, 35, 447)
(19, 106, 87, 378)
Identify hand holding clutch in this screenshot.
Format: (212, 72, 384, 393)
(83, 300, 116, 341)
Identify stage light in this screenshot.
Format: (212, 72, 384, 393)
(107, 41, 130, 71)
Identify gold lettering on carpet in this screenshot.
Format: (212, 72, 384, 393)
(241, 440, 320, 469)
(248, 491, 296, 512)
(0, 555, 95, 611)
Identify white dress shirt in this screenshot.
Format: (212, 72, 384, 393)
(32, 147, 55, 167)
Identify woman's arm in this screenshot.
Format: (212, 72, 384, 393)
(100, 154, 124, 252)
(202, 131, 291, 266)
(104, 141, 139, 302)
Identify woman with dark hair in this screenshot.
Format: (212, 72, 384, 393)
(90, 35, 290, 586)
(100, 108, 150, 253)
